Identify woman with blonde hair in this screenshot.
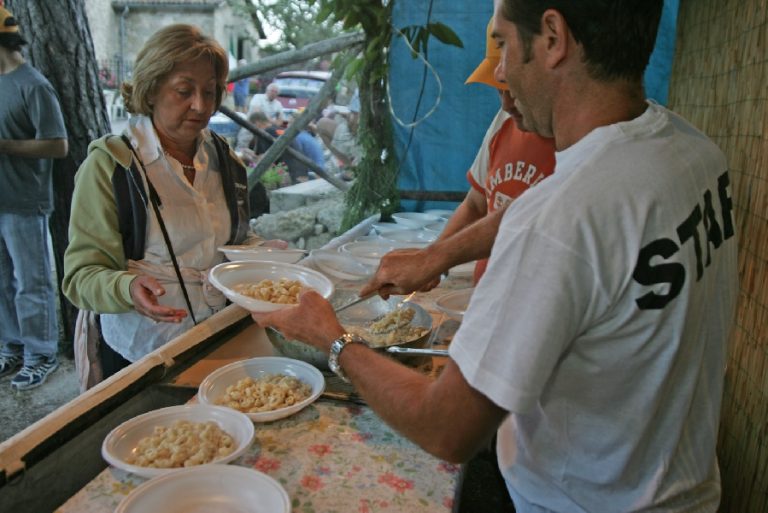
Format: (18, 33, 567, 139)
(64, 24, 268, 386)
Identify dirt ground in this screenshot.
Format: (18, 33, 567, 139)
(0, 355, 79, 443)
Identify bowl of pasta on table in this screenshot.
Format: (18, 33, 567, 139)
(198, 356, 325, 422)
(101, 404, 254, 479)
(208, 261, 334, 313)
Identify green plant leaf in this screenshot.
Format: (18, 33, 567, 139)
(316, 4, 333, 23)
(345, 57, 365, 80)
(343, 11, 361, 29)
(427, 22, 464, 48)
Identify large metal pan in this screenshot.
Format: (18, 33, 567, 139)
(267, 293, 433, 370)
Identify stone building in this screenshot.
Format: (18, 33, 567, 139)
(84, 0, 260, 89)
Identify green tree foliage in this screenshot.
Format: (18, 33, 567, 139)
(313, 1, 462, 230)
(231, 0, 462, 230)
(225, 0, 342, 55)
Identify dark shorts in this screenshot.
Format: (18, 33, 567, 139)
(234, 91, 247, 108)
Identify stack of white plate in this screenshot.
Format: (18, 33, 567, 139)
(218, 244, 306, 264)
(391, 212, 441, 229)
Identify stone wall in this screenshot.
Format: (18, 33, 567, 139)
(250, 180, 347, 250)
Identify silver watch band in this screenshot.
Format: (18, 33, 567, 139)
(328, 333, 366, 382)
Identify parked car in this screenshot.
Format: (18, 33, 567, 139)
(273, 70, 331, 117)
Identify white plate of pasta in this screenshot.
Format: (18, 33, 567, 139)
(209, 260, 334, 313)
(115, 464, 290, 513)
(101, 404, 254, 479)
(198, 356, 325, 422)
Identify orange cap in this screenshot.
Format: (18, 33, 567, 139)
(0, 6, 20, 34)
(465, 18, 507, 90)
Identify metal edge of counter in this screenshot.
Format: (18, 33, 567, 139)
(0, 304, 251, 483)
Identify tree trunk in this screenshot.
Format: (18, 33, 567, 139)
(6, 0, 111, 356)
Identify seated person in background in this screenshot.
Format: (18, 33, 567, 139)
(317, 94, 361, 179)
(248, 82, 283, 126)
(236, 110, 303, 185)
(236, 110, 274, 157)
(290, 117, 325, 181)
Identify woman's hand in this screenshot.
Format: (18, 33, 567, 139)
(129, 275, 188, 323)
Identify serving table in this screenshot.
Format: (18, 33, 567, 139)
(57, 275, 469, 513)
(0, 243, 473, 512)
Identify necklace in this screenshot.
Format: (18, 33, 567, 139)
(163, 149, 195, 172)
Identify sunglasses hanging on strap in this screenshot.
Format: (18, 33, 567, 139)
(120, 134, 198, 325)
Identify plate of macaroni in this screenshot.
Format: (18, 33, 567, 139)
(198, 356, 325, 422)
(209, 261, 334, 312)
(101, 404, 254, 479)
(115, 464, 290, 513)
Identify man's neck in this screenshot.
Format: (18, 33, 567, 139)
(0, 49, 24, 75)
(552, 78, 647, 151)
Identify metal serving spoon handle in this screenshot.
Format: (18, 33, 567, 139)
(385, 346, 449, 357)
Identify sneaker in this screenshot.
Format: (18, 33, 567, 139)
(0, 353, 23, 378)
(10, 356, 59, 391)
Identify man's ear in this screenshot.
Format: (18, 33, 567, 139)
(540, 9, 569, 70)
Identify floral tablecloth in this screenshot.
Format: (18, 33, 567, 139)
(55, 400, 460, 512)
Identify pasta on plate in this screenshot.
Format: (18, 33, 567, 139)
(233, 278, 303, 304)
(216, 374, 312, 413)
(125, 419, 235, 469)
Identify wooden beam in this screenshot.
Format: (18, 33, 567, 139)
(228, 32, 365, 81)
(398, 190, 466, 202)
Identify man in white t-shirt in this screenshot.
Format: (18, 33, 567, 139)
(250, 2, 738, 512)
(247, 82, 283, 126)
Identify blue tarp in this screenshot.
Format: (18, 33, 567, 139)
(645, 0, 680, 105)
(389, 1, 679, 211)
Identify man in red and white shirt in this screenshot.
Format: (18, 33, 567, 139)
(369, 19, 556, 291)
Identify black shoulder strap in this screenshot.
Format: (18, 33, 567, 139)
(210, 130, 250, 244)
(111, 135, 148, 261)
(119, 135, 197, 325)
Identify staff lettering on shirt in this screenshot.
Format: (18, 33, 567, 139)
(633, 170, 735, 310)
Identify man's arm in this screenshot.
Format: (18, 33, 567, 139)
(273, 103, 284, 125)
(438, 188, 487, 240)
(360, 206, 506, 298)
(324, 138, 355, 168)
(252, 291, 507, 463)
(0, 138, 68, 159)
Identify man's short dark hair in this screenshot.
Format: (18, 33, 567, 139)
(500, 0, 663, 82)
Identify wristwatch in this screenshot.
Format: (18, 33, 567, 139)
(328, 333, 367, 382)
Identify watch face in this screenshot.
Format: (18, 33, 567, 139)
(328, 335, 365, 382)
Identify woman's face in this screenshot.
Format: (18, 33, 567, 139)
(150, 57, 218, 147)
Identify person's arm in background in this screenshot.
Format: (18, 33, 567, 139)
(359, 110, 506, 297)
(273, 101, 285, 126)
(0, 138, 68, 159)
(360, 207, 505, 298)
(438, 187, 487, 240)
